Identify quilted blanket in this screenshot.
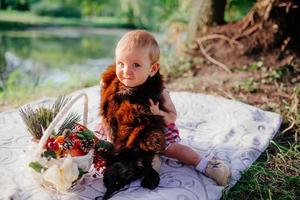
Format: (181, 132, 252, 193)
(0, 86, 282, 200)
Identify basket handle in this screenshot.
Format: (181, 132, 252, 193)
(38, 93, 88, 150)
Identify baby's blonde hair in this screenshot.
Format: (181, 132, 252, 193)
(115, 30, 160, 64)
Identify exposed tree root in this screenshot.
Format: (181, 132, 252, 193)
(195, 34, 243, 73)
(190, 0, 300, 69)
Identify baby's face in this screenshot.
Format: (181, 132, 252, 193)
(115, 47, 156, 87)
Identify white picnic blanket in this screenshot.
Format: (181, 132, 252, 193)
(0, 86, 282, 200)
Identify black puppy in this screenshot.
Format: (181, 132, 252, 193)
(102, 149, 160, 200)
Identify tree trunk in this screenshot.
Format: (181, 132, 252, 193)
(188, 0, 227, 40)
(213, 0, 226, 25)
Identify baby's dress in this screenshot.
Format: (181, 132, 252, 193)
(165, 123, 181, 148)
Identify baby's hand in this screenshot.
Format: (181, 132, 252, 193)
(149, 99, 160, 115)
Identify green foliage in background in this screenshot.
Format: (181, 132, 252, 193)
(225, 0, 256, 22)
(1, 0, 190, 31)
(0, 10, 131, 30)
(31, 0, 81, 18)
(1, 0, 256, 30)
(0, 0, 30, 10)
(0, 71, 99, 111)
(0, 48, 6, 91)
(115, 0, 186, 30)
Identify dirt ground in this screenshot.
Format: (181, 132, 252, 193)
(166, 51, 299, 112)
(165, 51, 300, 160)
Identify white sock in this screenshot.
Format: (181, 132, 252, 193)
(195, 157, 209, 173)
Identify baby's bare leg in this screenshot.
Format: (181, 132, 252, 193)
(163, 143, 201, 166)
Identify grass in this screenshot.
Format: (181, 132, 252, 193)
(0, 10, 134, 30)
(226, 63, 299, 199)
(0, 77, 98, 111)
(224, 66, 299, 199)
(222, 141, 300, 200)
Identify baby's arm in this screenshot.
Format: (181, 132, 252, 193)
(149, 89, 177, 124)
(94, 117, 112, 142)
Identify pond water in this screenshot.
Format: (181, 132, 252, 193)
(0, 28, 127, 92)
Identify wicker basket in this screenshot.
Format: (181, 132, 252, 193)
(28, 93, 94, 193)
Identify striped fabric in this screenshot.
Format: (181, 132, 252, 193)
(165, 123, 181, 147)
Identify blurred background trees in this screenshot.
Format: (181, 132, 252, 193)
(0, 0, 255, 30)
(188, 0, 227, 40)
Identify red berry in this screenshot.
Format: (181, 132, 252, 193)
(73, 123, 87, 132)
(74, 139, 81, 147)
(46, 138, 59, 150)
(69, 147, 86, 156)
(51, 142, 59, 150)
(70, 132, 78, 140)
(45, 138, 54, 148)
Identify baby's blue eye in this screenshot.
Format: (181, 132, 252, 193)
(117, 63, 124, 68)
(132, 63, 140, 68)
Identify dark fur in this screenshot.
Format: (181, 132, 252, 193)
(99, 64, 166, 198)
(100, 64, 167, 152)
(102, 149, 160, 200)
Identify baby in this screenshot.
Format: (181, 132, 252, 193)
(95, 30, 231, 186)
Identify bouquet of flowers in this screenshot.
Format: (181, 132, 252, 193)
(20, 93, 96, 192)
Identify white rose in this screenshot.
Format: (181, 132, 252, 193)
(42, 156, 79, 192)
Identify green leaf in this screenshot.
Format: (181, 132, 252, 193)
(29, 161, 44, 173)
(76, 130, 94, 140)
(95, 140, 113, 149)
(78, 167, 87, 177)
(42, 150, 57, 159)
